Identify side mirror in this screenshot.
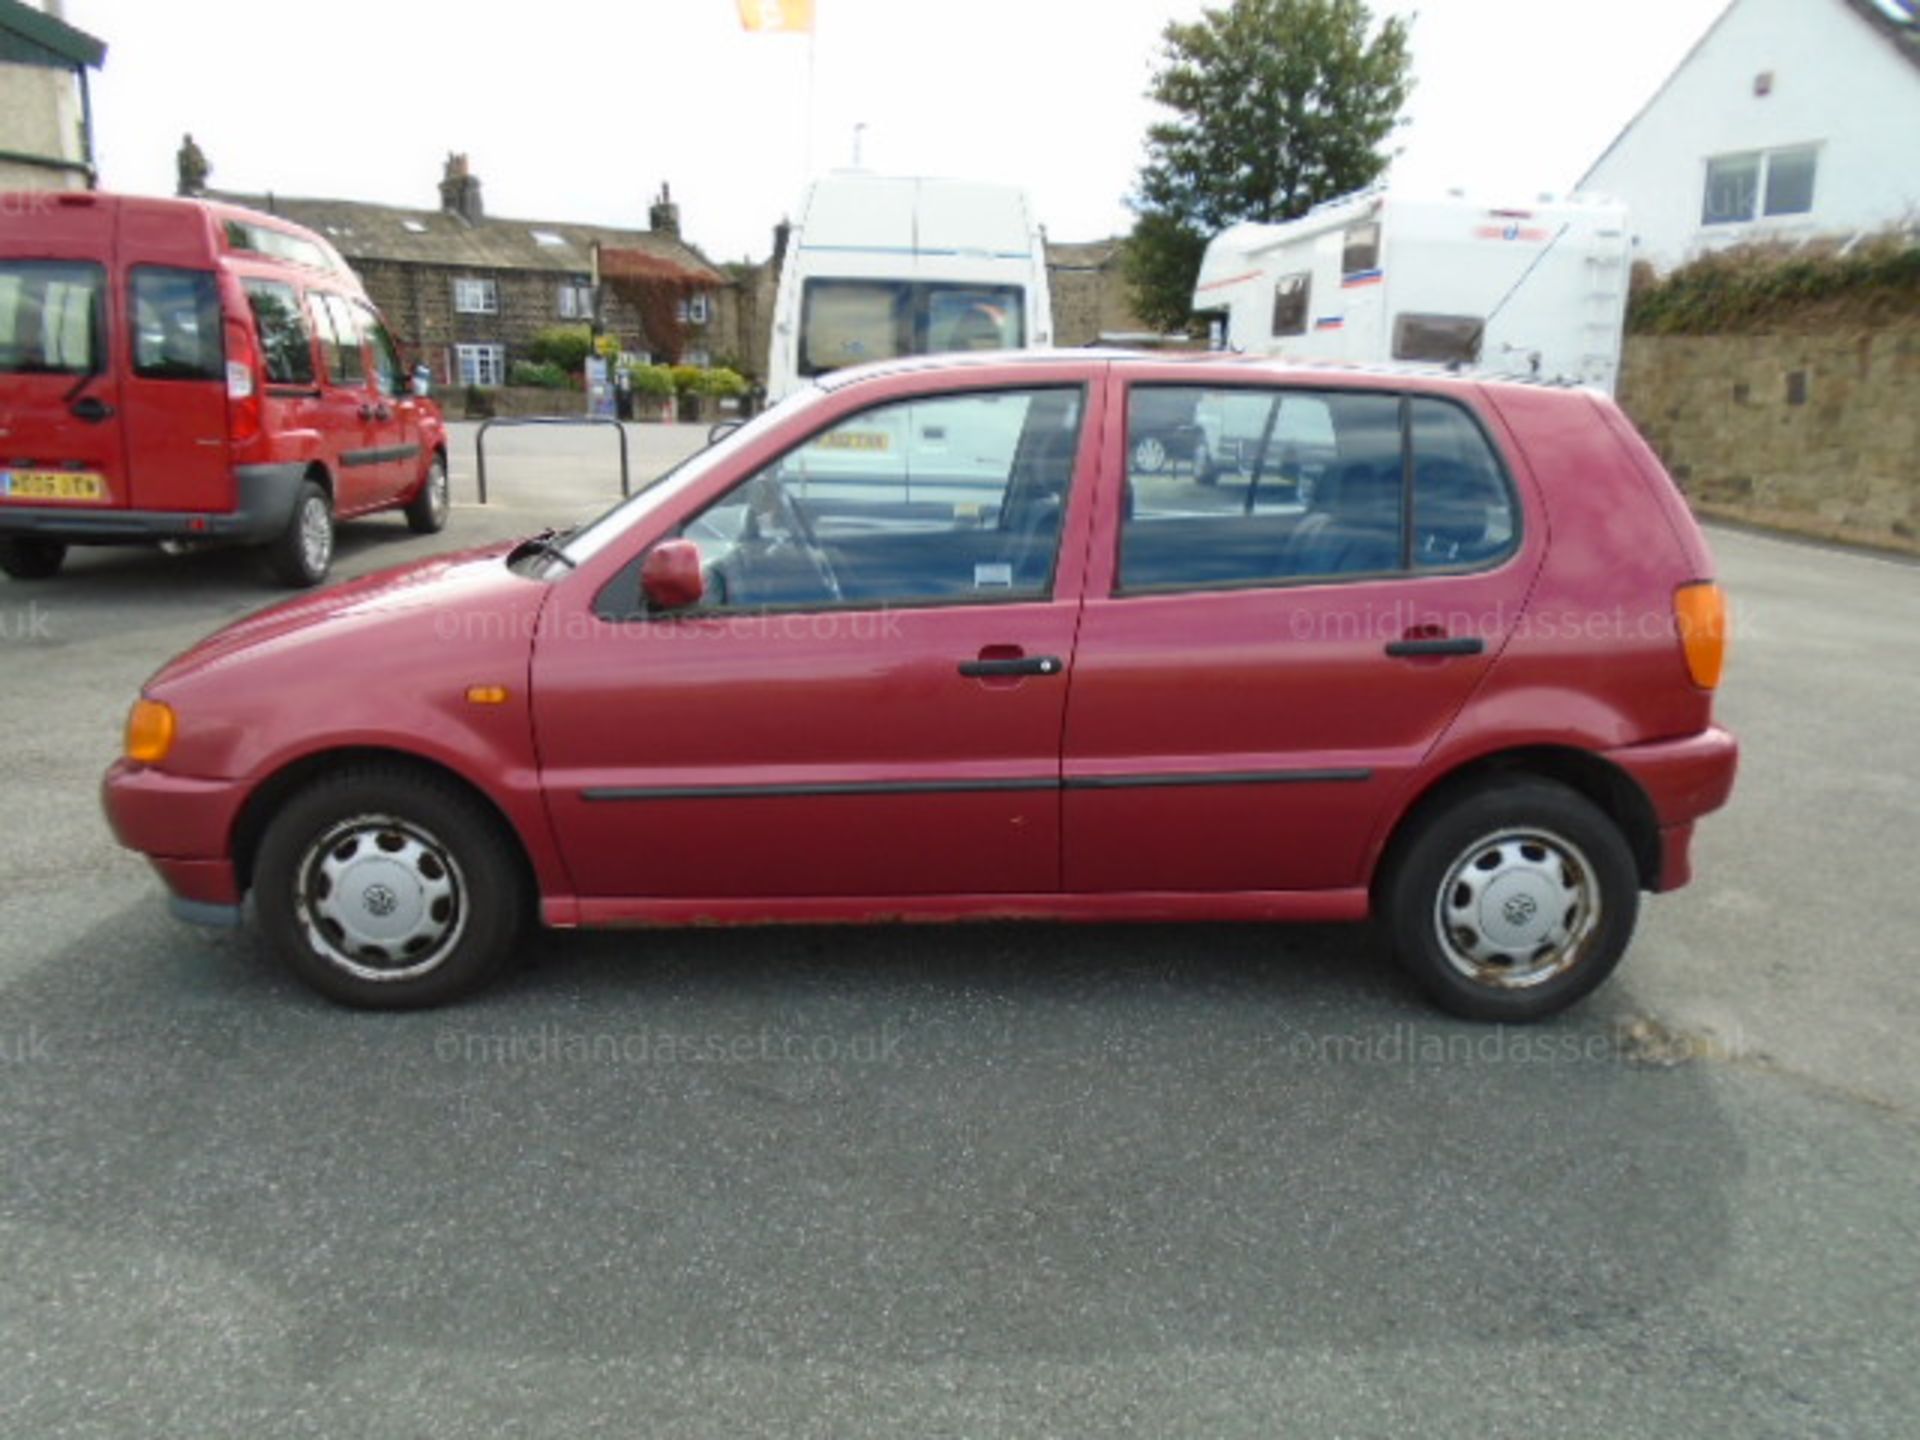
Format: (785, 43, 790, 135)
(640, 538, 705, 611)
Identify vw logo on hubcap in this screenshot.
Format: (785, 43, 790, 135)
(1502, 893, 1540, 927)
(362, 883, 400, 918)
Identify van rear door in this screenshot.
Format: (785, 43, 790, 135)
(0, 196, 127, 514)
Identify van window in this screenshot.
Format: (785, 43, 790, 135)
(130, 267, 224, 382)
(224, 219, 332, 273)
(310, 293, 364, 384)
(243, 278, 315, 385)
(0, 260, 102, 375)
(1393, 314, 1482, 366)
(355, 302, 402, 396)
(1271, 273, 1310, 337)
(799, 280, 1025, 377)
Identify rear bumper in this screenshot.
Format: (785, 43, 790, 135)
(0, 463, 306, 545)
(102, 759, 244, 913)
(1604, 726, 1739, 892)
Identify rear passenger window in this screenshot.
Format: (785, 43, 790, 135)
(130, 267, 223, 381)
(243, 278, 314, 385)
(0, 260, 102, 374)
(1410, 398, 1516, 568)
(1121, 386, 1402, 591)
(310, 292, 363, 384)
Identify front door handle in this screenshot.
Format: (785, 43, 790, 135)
(958, 654, 1064, 678)
(70, 395, 115, 423)
(1385, 635, 1484, 658)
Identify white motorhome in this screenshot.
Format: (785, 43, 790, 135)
(1190, 187, 1632, 393)
(767, 172, 1053, 402)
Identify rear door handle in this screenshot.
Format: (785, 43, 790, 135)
(1385, 636, 1484, 658)
(70, 396, 115, 423)
(959, 655, 1064, 678)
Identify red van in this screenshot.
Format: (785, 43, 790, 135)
(103, 352, 1737, 1020)
(0, 191, 448, 586)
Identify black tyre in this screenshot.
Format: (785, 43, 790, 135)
(0, 537, 67, 580)
(403, 454, 450, 535)
(1380, 778, 1639, 1022)
(265, 479, 334, 587)
(253, 766, 529, 1008)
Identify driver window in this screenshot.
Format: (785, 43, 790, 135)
(678, 387, 1083, 610)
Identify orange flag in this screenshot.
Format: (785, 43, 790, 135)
(736, 0, 814, 32)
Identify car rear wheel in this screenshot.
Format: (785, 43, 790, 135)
(404, 454, 450, 535)
(1380, 778, 1639, 1021)
(254, 766, 528, 1008)
(0, 537, 67, 581)
(265, 480, 334, 587)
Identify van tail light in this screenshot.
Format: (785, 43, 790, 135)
(1674, 581, 1728, 690)
(225, 316, 264, 445)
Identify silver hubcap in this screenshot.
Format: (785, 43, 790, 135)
(295, 814, 466, 982)
(1433, 826, 1600, 989)
(299, 496, 332, 575)
(1135, 437, 1166, 472)
(429, 462, 449, 522)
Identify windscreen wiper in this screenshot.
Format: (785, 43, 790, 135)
(510, 527, 578, 570)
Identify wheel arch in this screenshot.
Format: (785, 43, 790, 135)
(230, 745, 537, 900)
(1372, 745, 1663, 898)
(303, 460, 334, 502)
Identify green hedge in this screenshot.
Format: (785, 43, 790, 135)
(1628, 237, 1920, 335)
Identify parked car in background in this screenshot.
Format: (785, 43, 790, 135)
(103, 351, 1735, 1020)
(0, 191, 448, 586)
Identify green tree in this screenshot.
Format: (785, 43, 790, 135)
(1126, 0, 1412, 332)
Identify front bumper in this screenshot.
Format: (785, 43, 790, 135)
(102, 759, 245, 919)
(0, 463, 307, 545)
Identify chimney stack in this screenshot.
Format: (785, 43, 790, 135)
(649, 182, 681, 239)
(439, 153, 484, 223)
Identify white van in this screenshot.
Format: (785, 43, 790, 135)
(766, 172, 1053, 402)
(1191, 187, 1632, 394)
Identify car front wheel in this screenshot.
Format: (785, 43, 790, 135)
(253, 766, 528, 1008)
(404, 454, 450, 535)
(1380, 778, 1639, 1021)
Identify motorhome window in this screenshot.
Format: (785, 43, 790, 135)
(799, 280, 1027, 376)
(0, 260, 102, 375)
(1342, 223, 1381, 275)
(674, 386, 1082, 608)
(223, 220, 330, 272)
(1271, 273, 1310, 337)
(243, 278, 315, 385)
(1392, 313, 1482, 366)
(1120, 386, 1402, 591)
(130, 267, 224, 381)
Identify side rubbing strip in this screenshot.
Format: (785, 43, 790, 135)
(581, 770, 1372, 802)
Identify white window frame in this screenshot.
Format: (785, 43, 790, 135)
(455, 342, 506, 387)
(688, 292, 710, 325)
(557, 282, 593, 319)
(1702, 144, 1820, 227)
(453, 276, 499, 315)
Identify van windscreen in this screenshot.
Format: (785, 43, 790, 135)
(0, 261, 103, 375)
(800, 280, 1024, 376)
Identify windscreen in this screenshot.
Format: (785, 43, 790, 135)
(800, 280, 1024, 376)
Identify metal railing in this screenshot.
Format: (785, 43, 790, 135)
(472, 416, 631, 506)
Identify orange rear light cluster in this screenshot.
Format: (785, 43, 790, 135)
(1674, 582, 1728, 690)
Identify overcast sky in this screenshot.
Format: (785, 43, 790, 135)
(64, 0, 1730, 262)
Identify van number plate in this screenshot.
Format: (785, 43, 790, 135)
(0, 470, 104, 501)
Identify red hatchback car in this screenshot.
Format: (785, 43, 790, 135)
(0, 192, 449, 586)
(103, 353, 1736, 1019)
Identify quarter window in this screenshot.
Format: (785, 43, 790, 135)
(243, 278, 315, 385)
(1409, 398, 1517, 569)
(130, 267, 223, 381)
(0, 260, 102, 375)
(1271, 272, 1311, 337)
(672, 387, 1082, 610)
(453, 276, 498, 314)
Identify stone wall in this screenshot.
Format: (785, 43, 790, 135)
(1619, 324, 1920, 554)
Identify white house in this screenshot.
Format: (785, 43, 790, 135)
(1579, 0, 1920, 270)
